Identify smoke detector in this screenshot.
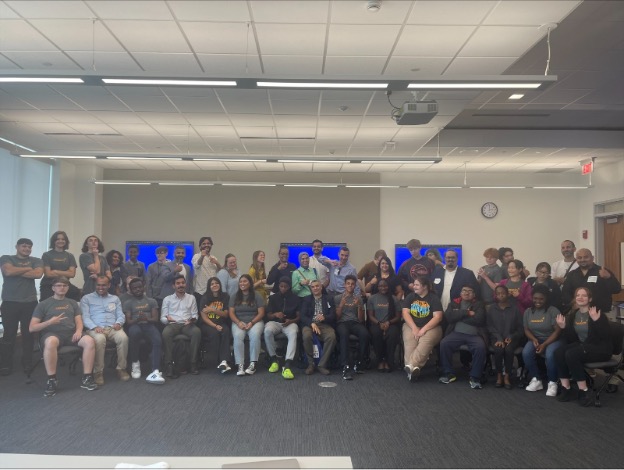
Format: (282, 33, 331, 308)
(367, 1, 381, 12)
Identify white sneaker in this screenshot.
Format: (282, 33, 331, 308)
(236, 364, 246, 376)
(525, 377, 544, 392)
(131, 361, 141, 379)
(146, 369, 165, 384)
(218, 360, 231, 374)
(546, 381, 558, 397)
(245, 361, 257, 375)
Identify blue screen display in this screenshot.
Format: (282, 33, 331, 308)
(125, 241, 195, 269)
(281, 243, 346, 267)
(395, 244, 463, 272)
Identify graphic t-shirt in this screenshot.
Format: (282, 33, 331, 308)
(403, 291, 442, 328)
(32, 297, 80, 335)
(123, 295, 158, 322)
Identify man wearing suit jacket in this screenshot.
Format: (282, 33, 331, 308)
(432, 250, 479, 310)
(161, 246, 193, 299)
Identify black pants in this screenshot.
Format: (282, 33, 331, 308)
(0, 300, 38, 370)
(336, 321, 370, 367)
(554, 342, 611, 382)
(369, 323, 400, 368)
(491, 339, 520, 375)
(199, 322, 232, 365)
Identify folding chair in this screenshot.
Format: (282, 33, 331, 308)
(584, 321, 624, 407)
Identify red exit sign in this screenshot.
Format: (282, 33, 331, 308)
(581, 161, 593, 175)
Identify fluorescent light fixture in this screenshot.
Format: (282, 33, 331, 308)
(345, 185, 400, 188)
(470, 186, 527, 189)
(257, 81, 387, 89)
(407, 186, 463, 189)
(158, 182, 214, 186)
(107, 156, 183, 161)
(93, 181, 151, 185)
(0, 77, 84, 83)
(532, 186, 589, 189)
(1, 138, 36, 153)
(278, 159, 350, 164)
(102, 79, 236, 86)
(283, 183, 339, 188)
(364, 160, 439, 164)
(408, 83, 541, 89)
(221, 183, 277, 187)
(23, 154, 97, 159)
(194, 158, 268, 163)
(509, 94, 525, 100)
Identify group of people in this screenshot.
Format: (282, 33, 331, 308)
(0, 233, 621, 406)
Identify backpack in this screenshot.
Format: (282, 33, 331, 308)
(172, 339, 190, 374)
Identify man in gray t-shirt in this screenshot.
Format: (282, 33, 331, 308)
(0, 238, 43, 375)
(29, 276, 97, 396)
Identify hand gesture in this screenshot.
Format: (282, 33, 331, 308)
(311, 323, 321, 335)
(598, 267, 611, 279)
(588, 306, 601, 321)
(214, 324, 223, 332)
(174, 264, 183, 273)
(494, 340, 504, 348)
(113, 323, 122, 331)
(556, 313, 566, 329)
(467, 310, 475, 317)
(535, 344, 545, 354)
(504, 337, 512, 345)
(71, 330, 82, 343)
(48, 313, 66, 325)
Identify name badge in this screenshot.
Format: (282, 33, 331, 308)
(434, 278, 441, 284)
(334, 268, 340, 276)
(587, 276, 598, 283)
(107, 302, 116, 312)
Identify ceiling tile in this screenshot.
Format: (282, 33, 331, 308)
(196, 54, 263, 75)
(327, 25, 401, 55)
(250, 1, 329, 23)
(88, 1, 172, 20)
(0, 54, 20, 69)
(270, 99, 320, 115)
(168, 96, 224, 113)
(444, 57, 518, 75)
(282, 162, 313, 171)
(185, 114, 230, 126)
(272, 115, 318, 127)
(181, 22, 258, 54)
(0, 3, 20, 19)
(168, 1, 251, 22)
(116, 95, 178, 113)
(317, 116, 362, 127)
(316, 127, 358, 139)
(407, 1, 495, 25)
(108, 123, 158, 134)
(331, 1, 412, 24)
(324, 56, 387, 75)
(459, 26, 545, 57)
(237, 127, 276, 138)
(394, 26, 475, 56)
(6, 1, 93, 18)
(229, 114, 274, 127)
(255, 23, 326, 55)
(105, 20, 190, 53)
(484, 1, 580, 26)
(66, 51, 141, 73)
(262, 55, 323, 75)
(137, 113, 188, 125)
(133, 52, 201, 74)
(276, 128, 316, 139)
(321, 99, 371, 115)
(2, 50, 80, 69)
(30, 19, 124, 52)
(90, 112, 145, 124)
(383, 57, 453, 76)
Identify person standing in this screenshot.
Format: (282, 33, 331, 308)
(40, 231, 80, 301)
(191, 236, 221, 306)
(79, 235, 111, 296)
(0, 238, 43, 375)
(551, 240, 577, 286)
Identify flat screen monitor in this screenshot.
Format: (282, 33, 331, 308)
(395, 244, 463, 272)
(280, 242, 346, 267)
(124, 241, 195, 270)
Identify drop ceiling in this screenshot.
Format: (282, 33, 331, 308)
(0, 0, 622, 178)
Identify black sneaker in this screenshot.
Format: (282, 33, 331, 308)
(80, 375, 98, 391)
(44, 378, 58, 397)
(578, 389, 595, 407)
(439, 374, 457, 384)
(165, 363, 174, 378)
(557, 386, 572, 402)
(342, 366, 353, 381)
(353, 361, 365, 375)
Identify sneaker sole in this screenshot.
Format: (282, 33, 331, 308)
(146, 380, 165, 385)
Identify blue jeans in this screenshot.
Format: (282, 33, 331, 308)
(522, 339, 561, 382)
(232, 321, 264, 365)
(128, 323, 162, 371)
(440, 331, 486, 379)
(264, 321, 298, 361)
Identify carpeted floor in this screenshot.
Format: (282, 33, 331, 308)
(0, 352, 621, 469)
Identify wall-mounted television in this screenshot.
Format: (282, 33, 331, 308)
(395, 244, 463, 272)
(280, 242, 347, 267)
(125, 241, 195, 270)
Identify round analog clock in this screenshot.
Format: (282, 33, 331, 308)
(481, 202, 498, 218)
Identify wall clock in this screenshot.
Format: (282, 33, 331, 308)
(481, 202, 498, 218)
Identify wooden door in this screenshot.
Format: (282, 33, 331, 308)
(603, 216, 624, 303)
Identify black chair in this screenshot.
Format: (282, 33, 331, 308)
(27, 334, 82, 384)
(584, 321, 624, 407)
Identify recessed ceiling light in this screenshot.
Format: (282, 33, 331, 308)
(509, 94, 525, 100)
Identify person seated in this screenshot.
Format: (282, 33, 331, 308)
(291, 252, 318, 298)
(522, 284, 561, 396)
(365, 255, 399, 297)
(401, 275, 443, 383)
(438, 285, 487, 389)
(81, 276, 129, 385)
(526, 262, 562, 311)
(477, 247, 504, 306)
(264, 276, 300, 380)
(367, 279, 401, 372)
(198, 277, 232, 374)
(486, 285, 524, 389)
(123, 278, 164, 384)
(335, 274, 369, 380)
(300, 280, 337, 376)
(229, 274, 265, 376)
(481, 259, 532, 311)
(554, 287, 612, 406)
(161, 275, 201, 378)
(40, 231, 80, 302)
(248, 250, 269, 303)
(29, 276, 97, 397)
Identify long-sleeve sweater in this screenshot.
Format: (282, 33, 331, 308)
(486, 302, 524, 344)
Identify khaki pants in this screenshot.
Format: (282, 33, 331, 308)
(402, 323, 442, 369)
(87, 327, 128, 373)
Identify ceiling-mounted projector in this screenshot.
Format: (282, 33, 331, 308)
(394, 100, 438, 125)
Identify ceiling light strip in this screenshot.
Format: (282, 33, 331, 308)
(102, 79, 236, 86)
(93, 181, 151, 185)
(221, 183, 277, 187)
(0, 77, 84, 83)
(283, 184, 339, 188)
(22, 154, 96, 159)
(2, 138, 36, 153)
(278, 159, 349, 164)
(408, 83, 542, 89)
(257, 81, 387, 89)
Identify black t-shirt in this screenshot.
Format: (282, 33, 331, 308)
(403, 291, 442, 328)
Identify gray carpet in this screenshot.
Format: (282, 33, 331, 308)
(0, 355, 621, 469)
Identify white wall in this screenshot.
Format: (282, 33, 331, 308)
(100, 184, 381, 274)
(379, 187, 581, 275)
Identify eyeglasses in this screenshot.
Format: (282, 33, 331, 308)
(52, 284, 69, 288)
(537, 270, 550, 275)
(461, 289, 474, 294)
